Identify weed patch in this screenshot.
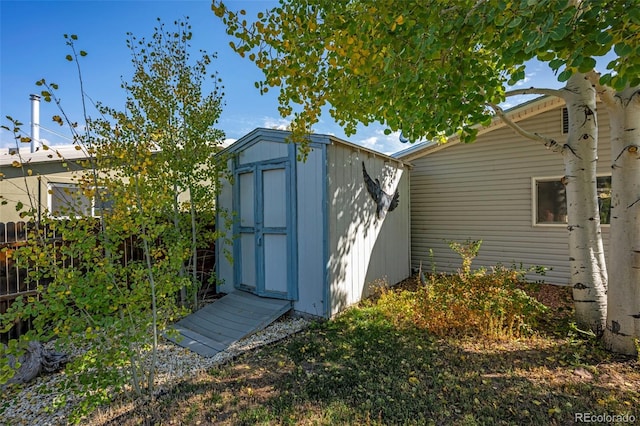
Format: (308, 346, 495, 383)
(376, 266, 549, 339)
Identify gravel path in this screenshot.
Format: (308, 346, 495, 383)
(2, 316, 310, 426)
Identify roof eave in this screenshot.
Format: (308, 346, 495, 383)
(394, 95, 564, 161)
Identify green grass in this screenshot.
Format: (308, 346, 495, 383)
(90, 283, 639, 426)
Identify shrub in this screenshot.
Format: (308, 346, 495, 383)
(377, 266, 548, 339)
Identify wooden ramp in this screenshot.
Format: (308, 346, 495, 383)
(166, 291, 292, 357)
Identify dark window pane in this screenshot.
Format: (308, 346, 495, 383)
(536, 176, 611, 225)
(597, 176, 611, 225)
(50, 184, 91, 217)
(537, 180, 567, 224)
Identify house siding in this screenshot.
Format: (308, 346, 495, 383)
(408, 102, 611, 285)
(0, 170, 82, 223)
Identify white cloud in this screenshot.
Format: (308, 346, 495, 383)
(354, 129, 403, 155)
(262, 116, 290, 131)
(512, 74, 532, 87)
(221, 138, 236, 148)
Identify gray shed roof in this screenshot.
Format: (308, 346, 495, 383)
(221, 127, 410, 167)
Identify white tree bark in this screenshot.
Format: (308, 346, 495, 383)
(561, 73, 608, 334)
(598, 84, 640, 355)
(498, 73, 608, 334)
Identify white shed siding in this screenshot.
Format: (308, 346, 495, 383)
(216, 158, 235, 294)
(217, 128, 410, 318)
(238, 141, 288, 164)
(295, 145, 326, 317)
(327, 143, 410, 315)
(327, 144, 364, 314)
(363, 164, 410, 287)
(409, 103, 611, 285)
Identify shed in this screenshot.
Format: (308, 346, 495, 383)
(394, 96, 612, 285)
(216, 128, 411, 318)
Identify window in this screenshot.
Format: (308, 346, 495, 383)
(48, 183, 112, 218)
(596, 176, 611, 224)
(92, 187, 114, 217)
(534, 176, 611, 225)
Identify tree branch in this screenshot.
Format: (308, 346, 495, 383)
(505, 87, 563, 98)
(488, 103, 564, 152)
(586, 70, 617, 108)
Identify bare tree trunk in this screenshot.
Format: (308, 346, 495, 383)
(562, 73, 608, 334)
(599, 84, 640, 355)
(3, 341, 68, 386)
(173, 182, 188, 307)
(190, 187, 199, 310)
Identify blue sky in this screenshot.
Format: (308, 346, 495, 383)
(0, 1, 604, 154)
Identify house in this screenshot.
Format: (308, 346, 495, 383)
(216, 128, 411, 318)
(0, 146, 95, 224)
(394, 96, 612, 285)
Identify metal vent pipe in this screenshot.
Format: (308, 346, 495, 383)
(30, 94, 41, 153)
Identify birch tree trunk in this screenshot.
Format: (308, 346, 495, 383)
(562, 73, 608, 335)
(599, 85, 640, 355)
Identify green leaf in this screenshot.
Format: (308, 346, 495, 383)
(557, 69, 572, 82)
(80, 51, 88, 57)
(537, 51, 555, 61)
(614, 43, 632, 57)
(599, 73, 612, 87)
(509, 16, 523, 28)
(65, 54, 73, 61)
(577, 57, 596, 73)
(548, 58, 564, 71)
(595, 31, 613, 46)
(549, 27, 567, 41)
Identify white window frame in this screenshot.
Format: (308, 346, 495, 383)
(47, 182, 110, 219)
(532, 175, 612, 227)
(91, 187, 113, 217)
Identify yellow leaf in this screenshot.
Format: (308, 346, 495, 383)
(27, 169, 33, 176)
(12, 160, 21, 167)
(395, 15, 404, 25)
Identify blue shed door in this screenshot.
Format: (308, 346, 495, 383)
(236, 161, 295, 300)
